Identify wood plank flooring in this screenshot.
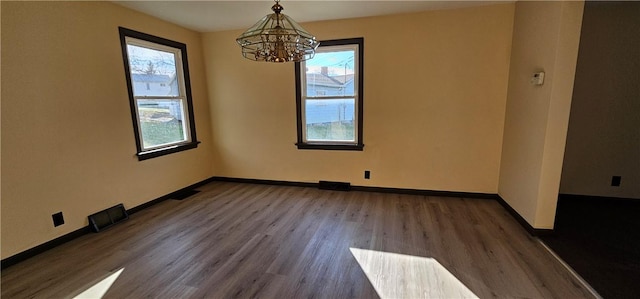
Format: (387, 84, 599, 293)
(1, 182, 594, 298)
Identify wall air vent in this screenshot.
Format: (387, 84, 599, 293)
(171, 189, 200, 200)
(88, 204, 129, 232)
(318, 180, 351, 191)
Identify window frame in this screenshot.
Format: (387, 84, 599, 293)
(118, 27, 199, 161)
(295, 38, 364, 151)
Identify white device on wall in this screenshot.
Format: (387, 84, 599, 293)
(531, 71, 545, 86)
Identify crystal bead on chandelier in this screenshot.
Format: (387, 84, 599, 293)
(236, 0, 319, 63)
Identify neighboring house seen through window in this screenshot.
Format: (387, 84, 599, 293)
(119, 27, 199, 160)
(295, 38, 364, 150)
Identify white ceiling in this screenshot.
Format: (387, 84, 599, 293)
(114, 1, 506, 33)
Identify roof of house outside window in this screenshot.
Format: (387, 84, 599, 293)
(131, 74, 171, 83)
(306, 73, 354, 87)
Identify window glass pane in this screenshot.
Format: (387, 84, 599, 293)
(305, 98, 355, 142)
(137, 99, 187, 148)
(126, 44, 179, 97)
(305, 50, 355, 97)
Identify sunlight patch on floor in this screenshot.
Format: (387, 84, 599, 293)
(350, 248, 478, 299)
(73, 268, 124, 299)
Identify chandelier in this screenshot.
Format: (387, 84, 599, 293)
(236, 0, 319, 63)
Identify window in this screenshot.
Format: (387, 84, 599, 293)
(295, 38, 364, 150)
(119, 27, 199, 160)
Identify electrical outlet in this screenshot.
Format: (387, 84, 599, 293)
(52, 212, 65, 227)
(611, 176, 621, 187)
(364, 170, 370, 179)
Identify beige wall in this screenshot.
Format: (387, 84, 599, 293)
(560, 2, 640, 199)
(1, 2, 214, 259)
(204, 4, 515, 193)
(498, 1, 584, 228)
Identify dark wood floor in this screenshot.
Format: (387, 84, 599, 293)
(541, 195, 640, 299)
(2, 182, 595, 298)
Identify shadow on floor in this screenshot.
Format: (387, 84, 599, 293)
(540, 195, 640, 299)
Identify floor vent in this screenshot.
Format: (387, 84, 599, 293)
(171, 189, 200, 200)
(319, 180, 351, 191)
(88, 204, 128, 232)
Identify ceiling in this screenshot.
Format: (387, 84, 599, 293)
(114, 1, 505, 33)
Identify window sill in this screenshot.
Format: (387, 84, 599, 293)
(296, 143, 364, 151)
(137, 141, 200, 161)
